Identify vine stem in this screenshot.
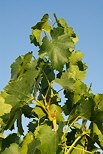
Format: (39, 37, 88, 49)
(33, 98, 47, 112)
(66, 145, 92, 154)
(63, 116, 80, 138)
(65, 132, 87, 154)
(53, 119, 57, 132)
(57, 88, 64, 93)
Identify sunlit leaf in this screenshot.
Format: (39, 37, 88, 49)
(0, 92, 12, 116)
(54, 72, 75, 90)
(1, 143, 21, 154)
(39, 30, 74, 71)
(33, 106, 46, 119)
(94, 94, 103, 111)
(20, 132, 34, 154)
(30, 14, 52, 46)
(35, 125, 60, 154)
(69, 50, 84, 64)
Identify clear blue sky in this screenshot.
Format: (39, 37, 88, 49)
(0, 0, 103, 94)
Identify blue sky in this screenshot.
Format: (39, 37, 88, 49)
(0, 0, 103, 94)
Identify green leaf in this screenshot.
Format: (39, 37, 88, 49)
(78, 99, 92, 120)
(69, 50, 84, 65)
(20, 132, 34, 154)
(93, 111, 103, 123)
(1, 133, 20, 151)
(1, 110, 23, 133)
(35, 125, 59, 154)
(57, 18, 68, 28)
(63, 82, 88, 116)
(30, 29, 41, 46)
(54, 72, 75, 90)
(22, 105, 34, 118)
(0, 92, 12, 116)
(86, 134, 98, 153)
(68, 97, 94, 123)
(66, 129, 76, 146)
(17, 111, 24, 135)
(96, 122, 103, 134)
(50, 27, 64, 39)
(77, 61, 88, 71)
(33, 106, 46, 119)
(63, 91, 75, 115)
(54, 66, 86, 93)
(4, 57, 40, 108)
(39, 30, 74, 71)
(40, 63, 55, 90)
(68, 65, 86, 81)
(94, 94, 103, 111)
(74, 81, 88, 95)
(27, 120, 38, 132)
(27, 139, 40, 154)
(11, 52, 33, 80)
(4, 109, 23, 131)
(1, 143, 21, 154)
(30, 14, 52, 46)
(54, 15, 79, 43)
(90, 122, 103, 150)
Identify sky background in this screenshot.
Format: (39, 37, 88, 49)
(0, 0, 103, 94)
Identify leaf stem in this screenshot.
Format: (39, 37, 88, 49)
(65, 132, 87, 154)
(66, 145, 92, 154)
(63, 116, 80, 136)
(57, 88, 64, 93)
(34, 98, 47, 112)
(52, 119, 57, 132)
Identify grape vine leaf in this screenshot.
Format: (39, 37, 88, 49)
(69, 50, 84, 65)
(63, 82, 88, 116)
(35, 125, 60, 154)
(50, 27, 64, 39)
(17, 110, 24, 135)
(40, 63, 55, 90)
(55, 15, 79, 43)
(94, 94, 103, 111)
(22, 105, 34, 118)
(20, 132, 34, 154)
(0, 93, 12, 117)
(32, 106, 46, 119)
(27, 119, 39, 133)
(39, 27, 75, 71)
(4, 59, 40, 108)
(30, 14, 52, 46)
(1, 143, 21, 154)
(11, 52, 33, 80)
(89, 122, 103, 151)
(54, 72, 75, 90)
(68, 98, 94, 124)
(3, 109, 23, 133)
(96, 122, 103, 134)
(1, 133, 20, 151)
(56, 17, 68, 28)
(68, 65, 86, 81)
(1, 53, 42, 132)
(27, 139, 40, 154)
